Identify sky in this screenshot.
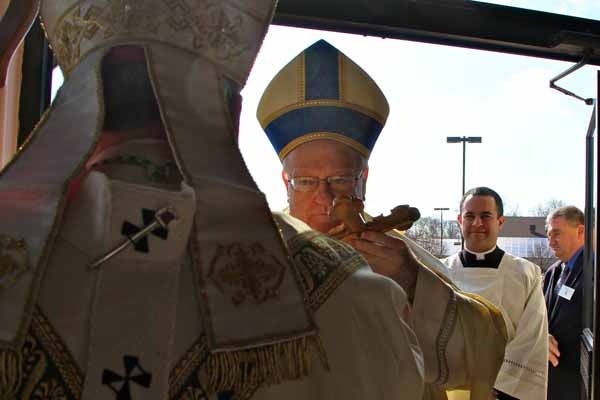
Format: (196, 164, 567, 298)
(236, 0, 600, 221)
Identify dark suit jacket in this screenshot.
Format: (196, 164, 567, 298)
(543, 250, 584, 400)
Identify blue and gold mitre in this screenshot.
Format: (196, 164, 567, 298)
(257, 40, 389, 160)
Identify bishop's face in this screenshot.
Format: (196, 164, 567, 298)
(282, 140, 367, 234)
(458, 194, 505, 253)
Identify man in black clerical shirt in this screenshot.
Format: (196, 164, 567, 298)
(443, 187, 548, 400)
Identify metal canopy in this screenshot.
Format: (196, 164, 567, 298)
(273, 0, 600, 65)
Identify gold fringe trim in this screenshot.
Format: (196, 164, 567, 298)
(205, 335, 328, 397)
(0, 349, 22, 399)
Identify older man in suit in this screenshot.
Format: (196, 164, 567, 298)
(544, 206, 585, 400)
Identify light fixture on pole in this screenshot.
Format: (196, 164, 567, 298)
(434, 207, 449, 256)
(447, 136, 481, 249)
(446, 136, 482, 195)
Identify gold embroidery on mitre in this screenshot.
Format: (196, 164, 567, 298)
(52, 0, 253, 78)
(0, 234, 28, 291)
(207, 243, 286, 306)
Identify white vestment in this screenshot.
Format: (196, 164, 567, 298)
(443, 252, 548, 399)
(0, 1, 508, 397)
(2, 170, 506, 399)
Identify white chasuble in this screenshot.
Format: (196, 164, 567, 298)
(38, 171, 196, 400)
(443, 253, 548, 400)
(4, 169, 429, 399)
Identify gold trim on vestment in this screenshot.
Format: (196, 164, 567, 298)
(169, 337, 208, 400)
(170, 231, 364, 399)
(0, 235, 28, 290)
(0, 306, 83, 399)
(204, 336, 325, 399)
(188, 229, 316, 350)
(433, 291, 458, 385)
(29, 306, 84, 398)
(169, 334, 327, 400)
(0, 348, 21, 398)
(287, 231, 364, 311)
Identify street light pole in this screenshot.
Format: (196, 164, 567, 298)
(462, 139, 466, 196)
(447, 136, 481, 249)
(446, 136, 482, 195)
(434, 207, 449, 257)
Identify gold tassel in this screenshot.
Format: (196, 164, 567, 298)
(205, 335, 328, 397)
(0, 349, 22, 400)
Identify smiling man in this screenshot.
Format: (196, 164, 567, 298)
(443, 187, 548, 400)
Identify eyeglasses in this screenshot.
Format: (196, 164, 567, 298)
(287, 174, 361, 193)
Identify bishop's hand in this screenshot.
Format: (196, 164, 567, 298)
(346, 230, 419, 302)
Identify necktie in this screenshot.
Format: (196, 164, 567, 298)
(554, 263, 569, 300)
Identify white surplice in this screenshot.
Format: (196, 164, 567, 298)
(443, 252, 548, 400)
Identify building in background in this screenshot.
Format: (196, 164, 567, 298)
(441, 216, 555, 270)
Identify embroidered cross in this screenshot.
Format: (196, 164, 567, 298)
(102, 355, 152, 400)
(208, 243, 286, 306)
(121, 208, 169, 253)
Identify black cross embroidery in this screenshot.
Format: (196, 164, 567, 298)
(102, 355, 152, 400)
(121, 208, 169, 253)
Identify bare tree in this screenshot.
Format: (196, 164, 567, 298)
(444, 220, 461, 240)
(406, 216, 452, 257)
(405, 216, 436, 253)
(504, 203, 521, 217)
(527, 239, 557, 272)
(530, 199, 567, 217)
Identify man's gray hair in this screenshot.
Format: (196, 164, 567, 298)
(546, 205, 584, 228)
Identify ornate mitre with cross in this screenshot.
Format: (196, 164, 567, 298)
(0, 1, 332, 398)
